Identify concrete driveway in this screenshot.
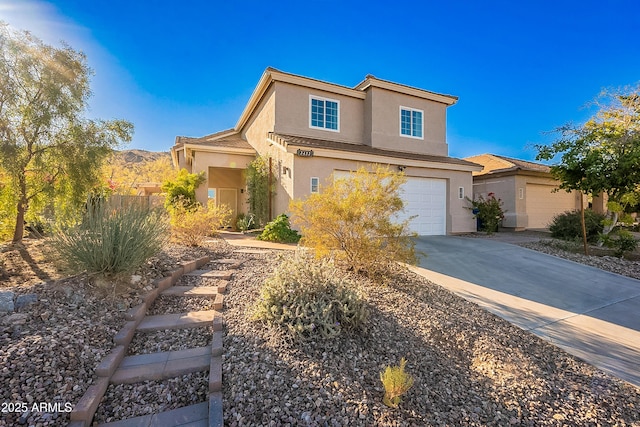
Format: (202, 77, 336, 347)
(410, 235, 640, 388)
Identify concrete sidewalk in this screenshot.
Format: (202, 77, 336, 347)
(413, 236, 640, 388)
(217, 231, 298, 251)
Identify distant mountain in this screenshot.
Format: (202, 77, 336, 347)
(113, 149, 170, 164)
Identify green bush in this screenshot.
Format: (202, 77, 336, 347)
(549, 210, 605, 242)
(49, 199, 168, 285)
(253, 253, 368, 341)
(466, 193, 505, 234)
(162, 169, 205, 210)
(257, 214, 300, 243)
(601, 230, 638, 257)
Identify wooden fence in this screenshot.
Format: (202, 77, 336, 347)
(106, 195, 165, 210)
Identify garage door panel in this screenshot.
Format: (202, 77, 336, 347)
(526, 184, 576, 229)
(334, 171, 446, 235)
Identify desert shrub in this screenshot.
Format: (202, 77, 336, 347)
(236, 213, 256, 232)
(549, 210, 605, 242)
(168, 199, 231, 246)
(380, 357, 414, 408)
(49, 198, 168, 283)
(601, 229, 638, 257)
(257, 214, 300, 243)
(466, 193, 505, 234)
(162, 169, 205, 210)
(289, 165, 416, 277)
(253, 253, 368, 341)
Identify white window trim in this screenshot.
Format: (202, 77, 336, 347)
(399, 106, 424, 140)
(310, 177, 320, 193)
(309, 95, 340, 132)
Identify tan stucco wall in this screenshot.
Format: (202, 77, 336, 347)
(189, 151, 254, 208)
(365, 87, 448, 156)
(285, 156, 475, 234)
(273, 81, 364, 144)
(473, 174, 580, 229)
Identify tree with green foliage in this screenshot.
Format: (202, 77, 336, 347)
(161, 169, 205, 210)
(536, 85, 640, 254)
(0, 23, 133, 242)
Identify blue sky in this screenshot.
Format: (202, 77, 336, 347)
(1, 0, 639, 160)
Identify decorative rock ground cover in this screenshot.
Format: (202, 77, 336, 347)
(2, 238, 640, 426)
(0, 242, 229, 426)
(222, 251, 640, 426)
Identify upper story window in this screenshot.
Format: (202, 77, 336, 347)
(310, 95, 339, 132)
(400, 106, 423, 139)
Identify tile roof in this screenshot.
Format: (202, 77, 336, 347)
(465, 153, 551, 176)
(270, 133, 479, 167)
(176, 131, 253, 150)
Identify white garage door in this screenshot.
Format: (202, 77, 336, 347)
(526, 184, 577, 229)
(334, 171, 447, 235)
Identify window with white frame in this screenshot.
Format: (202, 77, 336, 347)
(310, 177, 320, 193)
(400, 106, 423, 139)
(310, 96, 339, 131)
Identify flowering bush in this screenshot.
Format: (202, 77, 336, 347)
(466, 193, 505, 234)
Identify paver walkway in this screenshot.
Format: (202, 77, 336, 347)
(93, 259, 244, 427)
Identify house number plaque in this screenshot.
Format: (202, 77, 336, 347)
(296, 149, 314, 157)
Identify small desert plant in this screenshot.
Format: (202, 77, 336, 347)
(49, 198, 168, 284)
(168, 199, 231, 246)
(257, 214, 300, 243)
(466, 193, 505, 234)
(236, 213, 255, 232)
(289, 165, 416, 277)
(253, 252, 368, 341)
(380, 357, 414, 408)
(549, 210, 605, 242)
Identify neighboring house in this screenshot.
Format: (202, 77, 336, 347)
(465, 154, 582, 230)
(171, 68, 482, 235)
(134, 182, 163, 196)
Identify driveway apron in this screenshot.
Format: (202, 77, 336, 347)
(412, 235, 640, 388)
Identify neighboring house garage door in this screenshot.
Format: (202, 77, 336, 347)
(333, 171, 447, 235)
(526, 184, 576, 229)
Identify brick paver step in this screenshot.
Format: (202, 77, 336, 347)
(213, 258, 243, 265)
(111, 347, 211, 384)
(96, 401, 208, 427)
(137, 310, 222, 332)
(184, 269, 235, 281)
(161, 286, 220, 297)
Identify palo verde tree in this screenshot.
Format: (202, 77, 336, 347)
(0, 23, 133, 242)
(536, 85, 640, 254)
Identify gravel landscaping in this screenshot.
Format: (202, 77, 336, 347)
(223, 251, 640, 426)
(127, 327, 213, 355)
(2, 237, 640, 426)
(0, 240, 229, 426)
(147, 295, 218, 315)
(93, 371, 209, 423)
(520, 239, 640, 280)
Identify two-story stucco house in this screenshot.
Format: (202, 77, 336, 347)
(171, 68, 482, 235)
